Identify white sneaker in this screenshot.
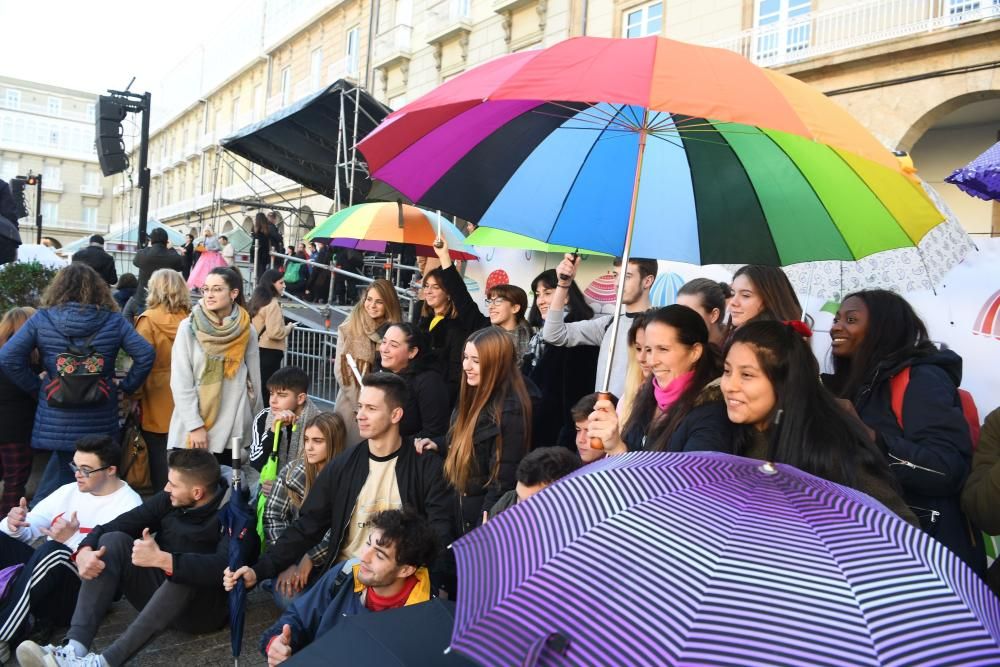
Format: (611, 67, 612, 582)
(14, 641, 61, 667)
(45, 652, 105, 667)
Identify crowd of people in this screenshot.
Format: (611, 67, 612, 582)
(0, 228, 994, 667)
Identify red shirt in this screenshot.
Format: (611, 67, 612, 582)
(364, 575, 418, 612)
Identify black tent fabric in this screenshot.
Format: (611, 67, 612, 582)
(220, 80, 390, 205)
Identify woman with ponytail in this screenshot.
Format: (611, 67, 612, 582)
(169, 267, 263, 462)
(422, 328, 532, 535)
(721, 319, 915, 523)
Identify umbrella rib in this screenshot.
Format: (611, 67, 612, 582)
(529, 110, 636, 134)
(546, 101, 624, 128)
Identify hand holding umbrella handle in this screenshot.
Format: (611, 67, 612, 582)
(589, 391, 612, 450)
(557, 252, 579, 284)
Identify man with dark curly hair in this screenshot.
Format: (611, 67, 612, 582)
(253, 507, 438, 665)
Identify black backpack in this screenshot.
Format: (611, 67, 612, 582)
(43, 314, 111, 408)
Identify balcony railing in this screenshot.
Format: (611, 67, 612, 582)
(373, 25, 414, 67)
(80, 184, 104, 197)
(41, 180, 63, 193)
(328, 57, 360, 82)
(709, 0, 1000, 68)
(428, 0, 473, 41)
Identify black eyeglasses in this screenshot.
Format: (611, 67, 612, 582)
(69, 462, 112, 478)
(484, 297, 508, 306)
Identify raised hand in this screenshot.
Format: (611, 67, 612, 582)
(77, 546, 107, 580)
(39, 511, 79, 544)
(267, 624, 293, 665)
(7, 497, 30, 531)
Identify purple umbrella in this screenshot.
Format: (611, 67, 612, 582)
(449, 452, 1000, 667)
(945, 140, 1000, 201)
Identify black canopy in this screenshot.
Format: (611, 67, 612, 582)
(220, 80, 390, 204)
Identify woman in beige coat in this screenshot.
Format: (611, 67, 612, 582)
(332, 279, 402, 445)
(134, 269, 190, 488)
(250, 269, 295, 398)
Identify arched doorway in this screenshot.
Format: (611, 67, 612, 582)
(909, 95, 1000, 237)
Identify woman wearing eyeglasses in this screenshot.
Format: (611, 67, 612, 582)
(168, 267, 263, 463)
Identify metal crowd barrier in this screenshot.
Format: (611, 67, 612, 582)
(283, 326, 339, 407)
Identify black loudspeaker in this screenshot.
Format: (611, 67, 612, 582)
(96, 95, 129, 177)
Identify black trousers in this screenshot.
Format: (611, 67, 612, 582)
(0, 533, 79, 642)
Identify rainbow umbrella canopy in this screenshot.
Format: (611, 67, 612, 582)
(305, 201, 478, 260)
(359, 36, 943, 266)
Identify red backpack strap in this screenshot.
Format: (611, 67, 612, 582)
(958, 389, 981, 449)
(889, 367, 910, 431)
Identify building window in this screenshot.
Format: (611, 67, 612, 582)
(623, 1, 663, 38)
(311, 48, 323, 90)
(41, 202, 58, 223)
(4, 89, 20, 110)
(0, 160, 17, 182)
(86, 103, 96, 120)
(231, 97, 240, 132)
(48, 97, 62, 116)
(253, 84, 264, 120)
(346, 27, 360, 76)
(43, 165, 61, 187)
(755, 0, 811, 61)
(83, 206, 99, 229)
(280, 67, 291, 106)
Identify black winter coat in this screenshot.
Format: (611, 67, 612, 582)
(71, 245, 118, 285)
(133, 242, 184, 305)
(251, 438, 456, 583)
(395, 364, 451, 440)
(80, 482, 233, 630)
(0, 360, 36, 444)
(623, 382, 733, 454)
(828, 349, 985, 576)
(523, 338, 599, 450)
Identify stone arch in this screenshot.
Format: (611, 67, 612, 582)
(898, 89, 1000, 153)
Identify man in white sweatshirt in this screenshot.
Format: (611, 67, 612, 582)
(0, 436, 141, 660)
(541, 253, 656, 398)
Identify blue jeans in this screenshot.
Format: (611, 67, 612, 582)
(30, 450, 75, 508)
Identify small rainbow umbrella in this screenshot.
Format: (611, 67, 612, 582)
(359, 35, 943, 397)
(305, 202, 478, 260)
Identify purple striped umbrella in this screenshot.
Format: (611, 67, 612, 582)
(449, 452, 1000, 667)
(946, 140, 1000, 201)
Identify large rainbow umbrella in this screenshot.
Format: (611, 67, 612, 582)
(359, 35, 943, 392)
(305, 201, 478, 260)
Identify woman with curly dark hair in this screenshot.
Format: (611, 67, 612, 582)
(0, 263, 154, 504)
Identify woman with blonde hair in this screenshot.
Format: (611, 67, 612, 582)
(262, 412, 347, 608)
(134, 269, 190, 488)
(0, 307, 37, 513)
(333, 279, 402, 445)
(418, 327, 532, 535)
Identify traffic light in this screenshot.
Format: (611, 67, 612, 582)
(8, 177, 28, 219)
(96, 95, 129, 176)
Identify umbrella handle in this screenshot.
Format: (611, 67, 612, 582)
(557, 251, 579, 283)
(589, 391, 612, 451)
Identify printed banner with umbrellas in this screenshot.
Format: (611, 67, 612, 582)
(447, 452, 1000, 666)
(359, 35, 947, 396)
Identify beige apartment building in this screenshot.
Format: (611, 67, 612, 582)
(0, 76, 117, 246)
(116, 0, 1000, 242)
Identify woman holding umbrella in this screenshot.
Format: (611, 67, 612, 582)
(824, 290, 985, 575)
(587, 305, 731, 455)
(720, 319, 916, 524)
(333, 279, 402, 445)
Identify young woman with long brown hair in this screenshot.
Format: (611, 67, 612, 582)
(0, 307, 37, 513)
(333, 279, 403, 445)
(418, 327, 532, 535)
(262, 412, 347, 608)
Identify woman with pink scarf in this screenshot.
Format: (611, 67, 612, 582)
(587, 305, 732, 455)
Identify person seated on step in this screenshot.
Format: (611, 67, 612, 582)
(255, 508, 437, 665)
(487, 447, 583, 520)
(16, 450, 232, 667)
(0, 436, 140, 662)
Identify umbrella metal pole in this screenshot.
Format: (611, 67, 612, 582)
(593, 111, 650, 449)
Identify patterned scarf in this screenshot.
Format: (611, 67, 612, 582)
(190, 302, 251, 432)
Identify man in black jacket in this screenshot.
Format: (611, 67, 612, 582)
(124, 227, 185, 320)
(71, 235, 118, 286)
(17, 450, 231, 667)
(225, 372, 455, 594)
